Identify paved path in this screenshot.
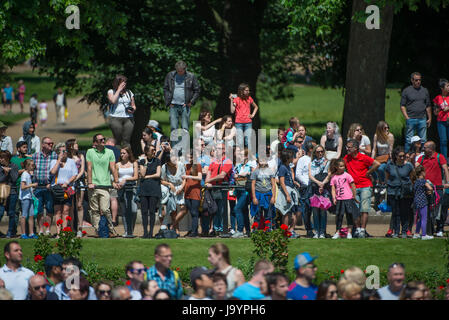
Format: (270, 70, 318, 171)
(5, 96, 105, 146)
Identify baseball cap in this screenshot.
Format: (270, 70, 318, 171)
(0, 121, 7, 129)
(147, 120, 160, 130)
(410, 136, 421, 143)
(190, 267, 214, 286)
(294, 252, 318, 270)
(44, 254, 64, 267)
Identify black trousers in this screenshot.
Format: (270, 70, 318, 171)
(388, 197, 412, 235)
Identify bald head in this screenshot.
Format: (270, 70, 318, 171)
(28, 275, 47, 300)
(111, 286, 132, 300)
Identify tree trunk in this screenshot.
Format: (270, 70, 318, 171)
(195, 0, 268, 130)
(130, 100, 151, 157)
(342, 0, 394, 146)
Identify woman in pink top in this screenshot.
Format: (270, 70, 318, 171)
(433, 78, 449, 158)
(330, 158, 359, 239)
(18, 80, 26, 114)
(229, 83, 259, 151)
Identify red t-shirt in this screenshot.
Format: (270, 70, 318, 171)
(184, 164, 202, 200)
(344, 152, 375, 188)
(208, 157, 233, 185)
(233, 96, 254, 124)
(416, 153, 447, 186)
(433, 95, 449, 122)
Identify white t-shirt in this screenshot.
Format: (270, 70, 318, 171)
(295, 155, 311, 186)
(19, 171, 33, 200)
(50, 158, 78, 185)
(0, 264, 34, 300)
(56, 93, 64, 107)
(359, 135, 371, 155)
(107, 89, 134, 118)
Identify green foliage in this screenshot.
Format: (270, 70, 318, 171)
(55, 227, 83, 259)
(32, 235, 53, 272)
(251, 223, 290, 273)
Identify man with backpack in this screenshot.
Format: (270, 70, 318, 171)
(415, 141, 449, 237)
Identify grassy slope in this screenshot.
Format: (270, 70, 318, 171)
(4, 238, 446, 274)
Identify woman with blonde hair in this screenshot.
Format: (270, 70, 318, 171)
(347, 123, 371, 155)
(342, 266, 366, 288)
(208, 243, 245, 297)
(320, 121, 343, 160)
(371, 120, 395, 188)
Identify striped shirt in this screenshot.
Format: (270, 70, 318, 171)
(32, 151, 58, 185)
(146, 265, 183, 300)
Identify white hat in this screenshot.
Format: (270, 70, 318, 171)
(147, 120, 159, 129)
(410, 136, 421, 143)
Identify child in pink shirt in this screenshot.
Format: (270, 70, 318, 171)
(330, 158, 358, 239)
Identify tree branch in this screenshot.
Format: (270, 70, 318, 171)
(194, 0, 229, 35)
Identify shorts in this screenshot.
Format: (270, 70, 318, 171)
(35, 188, 54, 215)
(5, 99, 12, 105)
(54, 195, 73, 207)
(21, 199, 34, 218)
(335, 199, 358, 222)
(355, 187, 372, 213)
(110, 188, 118, 198)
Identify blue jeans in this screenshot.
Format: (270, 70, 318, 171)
(405, 118, 427, 152)
(34, 188, 54, 215)
(312, 207, 327, 236)
(118, 189, 137, 235)
(185, 198, 200, 234)
(437, 121, 449, 159)
(213, 191, 228, 232)
(372, 162, 387, 184)
(234, 190, 250, 233)
(235, 122, 253, 151)
(169, 104, 190, 132)
(0, 193, 18, 235)
(229, 199, 237, 231)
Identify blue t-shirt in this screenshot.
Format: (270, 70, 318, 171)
(287, 281, 317, 300)
(278, 164, 294, 188)
(4, 87, 13, 100)
(232, 283, 265, 300)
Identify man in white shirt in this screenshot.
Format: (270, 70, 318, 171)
(0, 241, 34, 300)
(295, 141, 314, 237)
(53, 88, 67, 124)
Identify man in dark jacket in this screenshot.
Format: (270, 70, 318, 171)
(163, 60, 200, 133)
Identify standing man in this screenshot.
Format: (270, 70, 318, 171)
(401, 72, 431, 152)
(164, 60, 201, 133)
(287, 252, 318, 300)
(415, 141, 449, 237)
(86, 133, 119, 236)
(377, 263, 406, 300)
(205, 143, 233, 236)
(0, 151, 19, 238)
(146, 243, 183, 300)
(0, 241, 34, 300)
(32, 137, 57, 235)
(344, 139, 380, 238)
(53, 88, 67, 125)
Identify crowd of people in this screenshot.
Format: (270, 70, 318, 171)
(1, 67, 449, 240)
(0, 241, 448, 301)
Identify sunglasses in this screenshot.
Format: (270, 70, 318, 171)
(355, 128, 362, 132)
(384, 127, 389, 129)
(33, 284, 46, 291)
(97, 138, 105, 142)
(99, 290, 111, 295)
(45, 142, 54, 146)
(329, 290, 338, 296)
(413, 79, 421, 82)
(131, 268, 146, 274)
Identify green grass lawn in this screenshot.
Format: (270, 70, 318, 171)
(76, 85, 404, 150)
(3, 238, 446, 274)
(1, 112, 30, 126)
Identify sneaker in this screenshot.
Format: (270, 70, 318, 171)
(306, 231, 314, 238)
(380, 188, 386, 195)
(229, 229, 236, 235)
(374, 188, 379, 194)
(436, 231, 444, 237)
(347, 233, 352, 239)
(392, 233, 398, 238)
(385, 229, 393, 238)
(401, 233, 407, 239)
(406, 230, 412, 237)
(290, 231, 299, 239)
(319, 234, 325, 239)
(421, 235, 434, 240)
(6, 232, 12, 239)
(413, 234, 420, 239)
(359, 230, 366, 238)
(20, 234, 29, 239)
(313, 233, 319, 239)
(122, 232, 128, 238)
(231, 231, 245, 238)
(45, 230, 51, 236)
(77, 231, 83, 238)
(29, 234, 38, 239)
(332, 232, 340, 239)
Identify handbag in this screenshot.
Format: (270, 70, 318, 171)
(0, 183, 11, 205)
(51, 184, 65, 202)
(375, 154, 389, 164)
(393, 165, 413, 198)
